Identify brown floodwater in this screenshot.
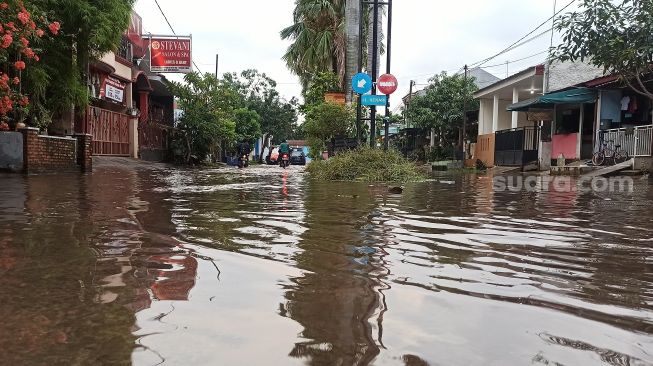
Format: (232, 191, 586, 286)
(1, 163, 652, 365)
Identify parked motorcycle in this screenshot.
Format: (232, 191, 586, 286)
(238, 154, 249, 168)
(279, 152, 290, 169)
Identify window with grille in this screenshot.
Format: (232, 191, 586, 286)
(117, 37, 132, 61)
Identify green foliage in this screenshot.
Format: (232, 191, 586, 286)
(555, 0, 653, 97)
(305, 102, 353, 139)
(222, 69, 299, 143)
(303, 71, 341, 109)
(388, 112, 403, 125)
(304, 102, 353, 158)
(25, 0, 134, 128)
(306, 147, 425, 182)
(169, 72, 238, 163)
(280, 0, 346, 92)
(428, 144, 457, 161)
(0, 1, 56, 128)
(405, 72, 478, 146)
(234, 108, 261, 143)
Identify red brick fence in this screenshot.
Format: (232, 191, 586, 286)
(0, 127, 92, 174)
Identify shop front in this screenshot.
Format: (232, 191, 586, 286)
(507, 87, 598, 166)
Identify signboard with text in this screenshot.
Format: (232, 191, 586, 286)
(377, 74, 398, 95)
(104, 76, 125, 103)
(361, 94, 387, 106)
(149, 36, 192, 73)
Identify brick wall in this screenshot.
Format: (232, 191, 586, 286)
(19, 128, 92, 173)
(76, 133, 92, 172)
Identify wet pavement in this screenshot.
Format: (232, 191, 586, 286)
(1, 163, 652, 365)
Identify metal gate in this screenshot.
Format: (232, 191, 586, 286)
(85, 106, 130, 156)
(600, 124, 653, 157)
(495, 126, 540, 167)
(138, 122, 169, 151)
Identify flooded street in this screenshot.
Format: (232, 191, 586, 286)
(1, 163, 653, 365)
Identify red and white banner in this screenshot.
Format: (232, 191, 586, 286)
(149, 36, 192, 73)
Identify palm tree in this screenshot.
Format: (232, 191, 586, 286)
(281, 0, 346, 92)
(344, 0, 360, 103)
(281, 0, 384, 100)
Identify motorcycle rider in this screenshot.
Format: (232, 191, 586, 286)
(278, 140, 291, 166)
(237, 139, 251, 167)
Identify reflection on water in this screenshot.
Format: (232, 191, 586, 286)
(1, 166, 652, 365)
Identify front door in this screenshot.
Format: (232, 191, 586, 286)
(581, 103, 596, 159)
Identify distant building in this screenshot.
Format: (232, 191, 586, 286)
(401, 67, 500, 107)
(465, 67, 501, 90)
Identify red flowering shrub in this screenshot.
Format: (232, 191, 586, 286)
(47, 21, 59, 35)
(0, 0, 59, 122)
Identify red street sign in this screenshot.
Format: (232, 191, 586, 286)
(149, 36, 193, 73)
(377, 74, 398, 95)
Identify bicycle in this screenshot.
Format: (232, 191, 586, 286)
(591, 138, 630, 166)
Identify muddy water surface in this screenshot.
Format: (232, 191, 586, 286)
(1, 165, 652, 365)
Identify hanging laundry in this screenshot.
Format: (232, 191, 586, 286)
(628, 96, 638, 113)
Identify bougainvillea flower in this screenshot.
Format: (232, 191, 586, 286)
(48, 21, 60, 35)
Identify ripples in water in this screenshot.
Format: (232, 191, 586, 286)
(1, 167, 652, 365)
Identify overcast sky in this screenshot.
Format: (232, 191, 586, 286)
(134, 0, 577, 108)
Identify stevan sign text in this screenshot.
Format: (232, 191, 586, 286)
(149, 36, 193, 73)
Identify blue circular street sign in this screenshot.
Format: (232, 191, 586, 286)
(352, 73, 373, 94)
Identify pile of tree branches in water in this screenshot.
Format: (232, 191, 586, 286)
(306, 147, 426, 182)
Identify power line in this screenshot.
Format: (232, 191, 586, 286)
(396, 66, 463, 83)
(480, 50, 549, 69)
(154, 0, 176, 34)
(469, 0, 576, 68)
(153, 0, 202, 73)
(393, 0, 572, 86)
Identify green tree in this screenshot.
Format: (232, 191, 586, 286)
(27, 0, 134, 128)
(555, 0, 653, 99)
(304, 102, 353, 158)
(234, 108, 261, 143)
(169, 72, 238, 164)
(405, 72, 478, 149)
(303, 71, 341, 110)
(280, 0, 346, 92)
(223, 69, 299, 144)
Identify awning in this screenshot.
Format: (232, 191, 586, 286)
(507, 88, 598, 111)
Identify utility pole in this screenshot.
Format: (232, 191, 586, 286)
(405, 80, 414, 127)
(215, 53, 219, 79)
(462, 65, 468, 160)
(370, 0, 379, 148)
(383, 0, 392, 151)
